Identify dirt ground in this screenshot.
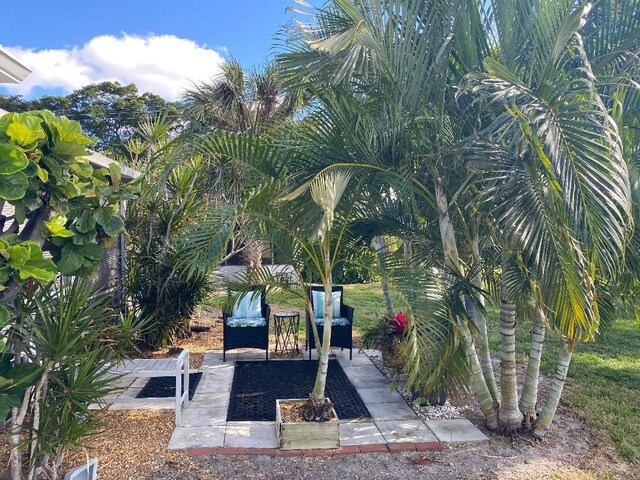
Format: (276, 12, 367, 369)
(54, 402, 637, 480)
(2, 309, 638, 479)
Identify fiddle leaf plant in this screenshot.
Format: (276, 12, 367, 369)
(0, 110, 139, 301)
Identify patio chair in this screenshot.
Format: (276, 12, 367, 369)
(306, 285, 354, 360)
(222, 289, 271, 362)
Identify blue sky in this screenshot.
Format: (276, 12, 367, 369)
(0, 0, 319, 99)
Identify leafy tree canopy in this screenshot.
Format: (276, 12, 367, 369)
(0, 82, 179, 157)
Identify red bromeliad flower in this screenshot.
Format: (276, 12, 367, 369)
(388, 311, 408, 334)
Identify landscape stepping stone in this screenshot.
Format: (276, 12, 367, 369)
(339, 422, 386, 445)
(376, 420, 438, 443)
(168, 425, 225, 450)
(224, 421, 278, 448)
(425, 419, 489, 443)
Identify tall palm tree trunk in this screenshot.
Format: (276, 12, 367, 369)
(520, 305, 546, 428)
(469, 231, 500, 405)
(497, 277, 524, 433)
(434, 177, 498, 429)
(374, 235, 396, 318)
(532, 337, 573, 439)
(306, 236, 334, 421)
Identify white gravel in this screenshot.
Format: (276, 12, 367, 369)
(365, 351, 465, 421)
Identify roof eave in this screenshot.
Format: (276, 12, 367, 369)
(0, 49, 31, 84)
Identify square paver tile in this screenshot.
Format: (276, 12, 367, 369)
(168, 425, 225, 450)
(349, 376, 391, 389)
(224, 421, 278, 448)
(339, 422, 385, 446)
(367, 402, 417, 421)
(376, 420, 438, 443)
(356, 387, 406, 404)
(425, 419, 488, 443)
(180, 406, 228, 426)
(195, 376, 233, 393)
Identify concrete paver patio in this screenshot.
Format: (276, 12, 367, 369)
(157, 348, 488, 452)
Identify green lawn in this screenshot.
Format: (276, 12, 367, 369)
(208, 282, 640, 461)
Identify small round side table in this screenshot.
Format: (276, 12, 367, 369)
(273, 311, 300, 356)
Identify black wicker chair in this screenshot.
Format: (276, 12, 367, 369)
(222, 290, 270, 362)
(306, 285, 354, 360)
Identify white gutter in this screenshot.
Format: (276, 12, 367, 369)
(0, 49, 31, 84)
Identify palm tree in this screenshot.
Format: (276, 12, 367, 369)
(181, 60, 305, 271)
(276, 0, 635, 436)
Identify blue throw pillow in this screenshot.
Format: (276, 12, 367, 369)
(233, 292, 261, 319)
(312, 290, 341, 318)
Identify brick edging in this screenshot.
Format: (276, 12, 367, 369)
(184, 441, 442, 457)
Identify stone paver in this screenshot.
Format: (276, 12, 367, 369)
(180, 406, 227, 426)
(224, 421, 278, 448)
(376, 420, 438, 444)
(195, 375, 233, 393)
(356, 387, 406, 404)
(426, 419, 489, 443)
(168, 425, 225, 450)
(339, 422, 386, 446)
(366, 402, 419, 421)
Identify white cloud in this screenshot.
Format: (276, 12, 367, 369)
(0, 34, 226, 100)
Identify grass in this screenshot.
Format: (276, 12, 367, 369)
(207, 283, 640, 462)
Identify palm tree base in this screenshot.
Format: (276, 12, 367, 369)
(301, 396, 334, 422)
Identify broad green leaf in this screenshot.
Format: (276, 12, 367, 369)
(57, 244, 85, 274)
(93, 206, 114, 227)
(108, 162, 122, 190)
(18, 258, 57, 282)
(35, 164, 48, 183)
(80, 243, 104, 262)
(102, 215, 124, 237)
(44, 214, 74, 238)
(57, 243, 103, 274)
(0, 144, 29, 175)
(5, 113, 46, 148)
(50, 117, 95, 157)
(0, 172, 29, 200)
(2, 245, 30, 269)
(0, 266, 9, 284)
(68, 159, 93, 178)
(41, 156, 62, 179)
(75, 210, 96, 233)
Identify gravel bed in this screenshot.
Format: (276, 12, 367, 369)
(364, 350, 465, 421)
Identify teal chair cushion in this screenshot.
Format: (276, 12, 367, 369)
(226, 317, 267, 328)
(314, 316, 350, 326)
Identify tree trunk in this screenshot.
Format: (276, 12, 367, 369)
(433, 177, 498, 429)
(469, 231, 500, 405)
(532, 337, 573, 439)
(305, 236, 334, 421)
(459, 325, 499, 430)
(10, 387, 33, 480)
(497, 277, 524, 433)
(520, 305, 546, 429)
(374, 235, 396, 318)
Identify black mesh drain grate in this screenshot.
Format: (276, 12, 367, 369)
(136, 372, 202, 401)
(227, 360, 371, 421)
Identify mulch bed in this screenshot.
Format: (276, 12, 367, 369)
(136, 372, 203, 401)
(227, 359, 371, 422)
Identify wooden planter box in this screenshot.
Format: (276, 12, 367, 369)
(276, 399, 339, 450)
